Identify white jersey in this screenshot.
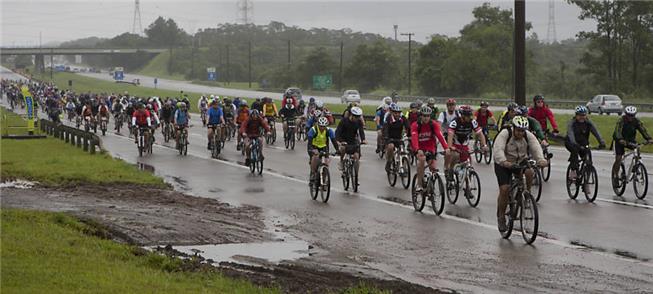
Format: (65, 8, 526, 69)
(438, 110, 459, 132)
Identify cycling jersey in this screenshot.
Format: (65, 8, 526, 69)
(160, 106, 173, 121)
(497, 110, 513, 130)
(236, 107, 250, 124)
(613, 116, 651, 143)
(240, 117, 270, 137)
(383, 114, 410, 141)
(410, 120, 448, 154)
(279, 107, 298, 121)
(263, 103, 277, 117)
(82, 106, 93, 117)
(335, 116, 365, 145)
(528, 106, 558, 131)
(448, 117, 482, 145)
(308, 126, 335, 149)
(405, 111, 419, 125)
(174, 109, 189, 126)
(132, 109, 151, 127)
(98, 105, 109, 116)
(207, 107, 224, 125)
(493, 128, 544, 165)
(375, 108, 387, 130)
(438, 110, 459, 133)
(474, 109, 494, 128)
(566, 119, 604, 147)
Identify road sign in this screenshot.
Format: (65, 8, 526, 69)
(114, 67, 124, 81)
(207, 67, 217, 81)
(154, 78, 158, 88)
(312, 74, 332, 90)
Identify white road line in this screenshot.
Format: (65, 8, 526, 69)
(596, 197, 652, 209)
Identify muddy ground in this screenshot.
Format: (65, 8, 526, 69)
(1, 184, 439, 293)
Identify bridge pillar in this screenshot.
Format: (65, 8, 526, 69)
(34, 54, 45, 73)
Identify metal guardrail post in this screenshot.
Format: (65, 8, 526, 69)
(76, 134, 82, 148)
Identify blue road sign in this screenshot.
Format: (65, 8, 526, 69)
(208, 72, 216, 81)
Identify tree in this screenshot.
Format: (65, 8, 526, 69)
(296, 47, 337, 89)
(415, 36, 452, 95)
(345, 41, 399, 92)
(145, 17, 189, 47)
(14, 55, 32, 69)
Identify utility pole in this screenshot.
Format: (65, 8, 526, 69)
(393, 25, 398, 41)
(339, 41, 344, 92)
(226, 44, 230, 85)
(287, 40, 291, 70)
(248, 41, 252, 88)
(50, 48, 53, 81)
(514, 0, 526, 105)
(401, 32, 414, 95)
(190, 35, 196, 79)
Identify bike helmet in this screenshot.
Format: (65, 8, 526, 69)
(383, 96, 392, 105)
(446, 98, 456, 105)
(507, 102, 519, 111)
(512, 116, 529, 129)
(624, 106, 637, 116)
(533, 94, 544, 102)
(316, 100, 324, 108)
(318, 116, 329, 127)
(179, 103, 187, 109)
(427, 97, 436, 105)
(415, 99, 423, 107)
(575, 105, 588, 115)
(420, 106, 432, 115)
(309, 97, 315, 103)
(517, 105, 529, 116)
(299, 100, 305, 106)
(350, 107, 363, 116)
(409, 102, 418, 109)
(390, 103, 401, 112)
(251, 109, 260, 116)
(176, 102, 183, 108)
(241, 100, 248, 107)
(480, 101, 489, 107)
(313, 110, 323, 117)
(459, 105, 473, 116)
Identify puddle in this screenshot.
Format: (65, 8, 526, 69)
(136, 162, 155, 173)
(244, 187, 264, 193)
(169, 176, 190, 191)
(208, 187, 224, 193)
(379, 196, 412, 206)
(171, 240, 310, 264)
(0, 180, 38, 189)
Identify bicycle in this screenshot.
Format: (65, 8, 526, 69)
(99, 116, 108, 136)
(298, 118, 307, 141)
(176, 127, 188, 156)
(162, 121, 172, 142)
(411, 154, 445, 215)
(248, 137, 264, 175)
(284, 119, 296, 150)
(115, 112, 124, 134)
(340, 142, 361, 192)
(501, 159, 539, 245)
(309, 151, 334, 203)
(200, 108, 208, 126)
(445, 149, 482, 207)
(83, 116, 93, 132)
(75, 115, 82, 129)
(209, 124, 222, 158)
(474, 126, 494, 164)
(403, 136, 416, 165)
(136, 127, 150, 157)
(386, 139, 411, 189)
(613, 142, 649, 199)
(565, 145, 598, 202)
(265, 117, 277, 144)
(540, 144, 553, 182)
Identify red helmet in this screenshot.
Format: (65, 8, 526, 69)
(459, 105, 473, 116)
(446, 98, 456, 105)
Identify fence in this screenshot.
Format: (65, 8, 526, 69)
(39, 119, 102, 154)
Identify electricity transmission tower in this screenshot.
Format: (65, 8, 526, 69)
(132, 0, 143, 35)
(546, 0, 557, 43)
(238, 0, 253, 24)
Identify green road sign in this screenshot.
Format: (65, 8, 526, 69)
(312, 74, 332, 90)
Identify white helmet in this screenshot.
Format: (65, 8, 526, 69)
(316, 100, 324, 108)
(512, 116, 529, 129)
(313, 110, 323, 117)
(318, 116, 329, 127)
(383, 96, 392, 105)
(210, 95, 215, 99)
(350, 106, 363, 116)
(625, 106, 637, 116)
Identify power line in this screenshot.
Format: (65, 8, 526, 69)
(132, 0, 143, 35)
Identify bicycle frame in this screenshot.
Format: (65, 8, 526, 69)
(621, 146, 641, 183)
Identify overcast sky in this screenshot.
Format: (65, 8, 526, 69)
(1, 0, 596, 47)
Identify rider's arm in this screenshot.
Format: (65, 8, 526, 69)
(636, 119, 652, 141)
(437, 112, 445, 124)
(526, 131, 545, 162)
(567, 119, 577, 146)
(410, 122, 419, 152)
(131, 113, 137, 126)
(357, 121, 366, 142)
(307, 127, 316, 151)
(146, 117, 151, 127)
(530, 117, 546, 141)
(434, 121, 449, 150)
(328, 129, 339, 150)
(493, 129, 509, 164)
(614, 117, 625, 142)
(262, 118, 271, 133)
(335, 120, 344, 142)
(545, 107, 558, 131)
(588, 120, 606, 146)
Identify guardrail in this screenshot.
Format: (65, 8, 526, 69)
(39, 119, 102, 154)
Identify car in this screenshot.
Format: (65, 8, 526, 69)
(586, 94, 623, 115)
(341, 90, 361, 104)
(284, 87, 302, 100)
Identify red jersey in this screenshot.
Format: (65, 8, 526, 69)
(281, 96, 297, 109)
(410, 120, 448, 154)
(528, 106, 558, 131)
(240, 117, 271, 137)
(132, 109, 151, 127)
(407, 112, 419, 125)
(474, 109, 493, 127)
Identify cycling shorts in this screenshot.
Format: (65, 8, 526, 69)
(308, 147, 328, 158)
(453, 144, 470, 162)
(494, 163, 526, 186)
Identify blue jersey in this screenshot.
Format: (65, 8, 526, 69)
(207, 107, 223, 125)
(174, 109, 189, 125)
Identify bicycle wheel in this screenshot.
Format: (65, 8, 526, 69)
(309, 170, 319, 200)
(284, 131, 290, 149)
(501, 190, 517, 239)
(474, 140, 482, 163)
(249, 149, 256, 173)
(256, 149, 264, 175)
(565, 165, 579, 199)
(271, 125, 277, 144)
(411, 174, 425, 212)
(541, 156, 551, 182)
(182, 135, 188, 156)
(342, 161, 350, 191)
(400, 156, 411, 189)
(387, 160, 397, 187)
(446, 174, 460, 204)
(290, 132, 295, 150)
(431, 174, 445, 215)
(351, 163, 359, 193)
(320, 165, 330, 203)
(465, 170, 481, 207)
(633, 163, 648, 199)
(520, 191, 539, 245)
(584, 165, 598, 202)
(212, 138, 219, 159)
(532, 167, 543, 203)
(613, 163, 627, 196)
(484, 140, 493, 164)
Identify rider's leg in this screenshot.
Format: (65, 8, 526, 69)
(376, 130, 383, 152)
(385, 142, 395, 171)
(207, 127, 214, 149)
(496, 184, 511, 231)
(353, 152, 361, 175)
(244, 137, 252, 160)
(524, 168, 534, 192)
(612, 142, 625, 184)
(310, 154, 319, 179)
(416, 151, 426, 189)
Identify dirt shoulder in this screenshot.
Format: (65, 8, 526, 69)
(1, 184, 440, 293)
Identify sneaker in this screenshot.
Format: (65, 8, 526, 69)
(236, 144, 242, 151)
(497, 216, 508, 232)
(245, 158, 251, 166)
(207, 142, 212, 150)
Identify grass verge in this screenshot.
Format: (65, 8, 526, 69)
(1, 107, 41, 136)
(0, 208, 277, 293)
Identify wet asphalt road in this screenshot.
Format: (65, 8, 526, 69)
(4, 68, 653, 292)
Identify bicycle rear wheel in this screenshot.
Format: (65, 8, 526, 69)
(320, 165, 330, 203)
(565, 165, 579, 199)
(342, 162, 350, 191)
(532, 167, 543, 202)
(400, 156, 411, 189)
(465, 170, 481, 207)
(290, 132, 295, 150)
(474, 140, 482, 163)
(520, 191, 539, 244)
(431, 174, 445, 215)
(613, 163, 627, 196)
(446, 174, 460, 204)
(584, 166, 598, 202)
(411, 174, 425, 212)
(541, 156, 551, 182)
(387, 160, 397, 187)
(633, 163, 648, 199)
(484, 140, 493, 164)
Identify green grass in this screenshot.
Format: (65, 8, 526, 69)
(193, 80, 261, 90)
(1, 208, 277, 293)
(1, 107, 41, 136)
(1, 138, 165, 186)
(136, 50, 187, 80)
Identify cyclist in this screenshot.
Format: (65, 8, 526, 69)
(375, 101, 390, 154)
(236, 100, 250, 151)
(411, 106, 448, 192)
(493, 116, 547, 232)
(528, 95, 559, 135)
(611, 106, 653, 187)
(308, 117, 339, 183)
(160, 100, 174, 125)
(282, 93, 298, 109)
(298, 99, 306, 116)
(426, 97, 440, 120)
(335, 106, 366, 173)
(241, 109, 271, 166)
(444, 105, 487, 180)
(198, 95, 209, 125)
(565, 106, 606, 180)
(437, 98, 459, 140)
(262, 97, 278, 129)
(279, 100, 298, 141)
(207, 100, 225, 150)
(474, 101, 496, 131)
(233, 97, 242, 109)
(131, 103, 152, 144)
(516, 105, 546, 144)
(181, 95, 191, 111)
(251, 98, 263, 112)
(97, 100, 111, 124)
(81, 101, 94, 126)
(222, 97, 236, 133)
(498, 102, 519, 130)
(174, 102, 191, 147)
(65, 99, 76, 120)
(316, 100, 334, 125)
(405, 102, 420, 125)
(383, 104, 411, 172)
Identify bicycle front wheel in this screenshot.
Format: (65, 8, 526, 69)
(541, 156, 551, 182)
(532, 167, 543, 203)
(474, 140, 482, 163)
(501, 189, 517, 239)
(465, 170, 481, 207)
(351, 163, 359, 193)
(342, 162, 350, 191)
(446, 174, 460, 204)
(400, 156, 411, 189)
(431, 174, 445, 215)
(633, 163, 648, 199)
(387, 160, 397, 187)
(320, 165, 331, 203)
(584, 165, 598, 202)
(520, 191, 539, 245)
(565, 165, 579, 199)
(613, 163, 627, 196)
(309, 170, 318, 200)
(484, 140, 493, 164)
(411, 174, 425, 212)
